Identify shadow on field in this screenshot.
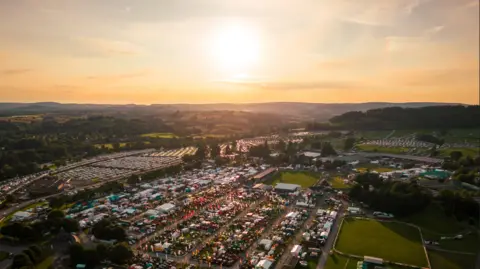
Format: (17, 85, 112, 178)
(378, 221, 422, 243)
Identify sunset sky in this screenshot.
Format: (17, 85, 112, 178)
(0, 0, 478, 104)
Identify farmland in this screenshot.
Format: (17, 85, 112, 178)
(141, 132, 178, 139)
(335, 218, 428, 267)
(265, 171, 319, 188)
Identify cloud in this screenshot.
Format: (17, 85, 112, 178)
(74, 37, 143, 56)
(85, 70, 151, 81)
(389, 67, 478, 87)
(424, 25, 444, 36)
(1, 69, 33, 75)
(216, 80, 359, 91)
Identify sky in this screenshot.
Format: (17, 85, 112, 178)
(0, 0, 479, 104)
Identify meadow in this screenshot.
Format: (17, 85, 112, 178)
(335, 218, 428, 267)
(265, 171, 319, 188)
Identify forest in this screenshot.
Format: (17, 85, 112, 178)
(307, 105, 480, 130)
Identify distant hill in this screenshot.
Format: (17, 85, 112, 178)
(323, 105, 480, 130)
(0, 102, 462, 120)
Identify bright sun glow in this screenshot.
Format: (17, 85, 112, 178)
(210, 23, 260, 73)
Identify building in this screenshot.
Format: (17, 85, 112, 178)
(157, 203, 176, 213)
(275, 183, 301, 193)
(252, 168, 277, 182)
(11, 211, 33, 221)
(256, 259, 273, 269)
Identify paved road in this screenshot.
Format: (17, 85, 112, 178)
(316, 202, 346, 269)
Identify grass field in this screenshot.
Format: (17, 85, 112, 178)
(94, 142, 127, 149)
(438, 147, 479, 158)
(324, 254, 349, 269)
(266, 171, 319, 188)
(356, 131, 393, 140)
(35, 256, 53, 269)
(330, 177, 350, 189)
(336, 218, 428, 267)
(428, 250, 476, 269)
(356, 144, 410, 154)
(141, 132, 178, 139)
(0, 251, 8, 262)
(402, 203, 463, 234)
(438, 233, 480, 253)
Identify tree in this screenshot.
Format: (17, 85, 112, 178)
(321, 142, 337, 157)
(63, 218, 80, 233)
(48, 209, 65, 220)
(344, 137, 356, 151)
(276, 140, 286, 152)
(5, 194, 15, 204)
(11, 253, 33, 269)
(69, 243, 85, 266)
(194, 144, 207, 160)
(108, 243, 133, 265)
(96, 244, 109, 261)
(210, 144, 221, 159)
(450, 151, 463, 161)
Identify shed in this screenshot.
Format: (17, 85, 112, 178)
(275, 183, 301, 192)
(256, 259, 273, 269)
(364, 256, 383, 265)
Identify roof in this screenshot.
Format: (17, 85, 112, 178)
(158, 203, 175, 212)
(13, 211, 32, 218)
(256, 259, 273, 269)
(253, 168, 277, 179)
(303, 151, 321, 158)
(275, 183, 301, 191)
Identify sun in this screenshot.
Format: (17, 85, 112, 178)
(210, 23, 260, 73)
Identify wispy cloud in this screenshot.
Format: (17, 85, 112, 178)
(424, 25, 444, 36)
(216, 80, 359, 91)
(1, 69, 33, 75)
(74, 37, 143, 56)
(85, 70, 151, 81)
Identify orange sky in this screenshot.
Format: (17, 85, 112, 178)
(0, 0, 479, 104)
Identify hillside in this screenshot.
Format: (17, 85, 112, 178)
(326, 105, 480, 130)
(0, 102, 461, 120)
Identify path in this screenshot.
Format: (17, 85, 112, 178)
(385, 130, 396, 139)
(316, 202, 346, 269)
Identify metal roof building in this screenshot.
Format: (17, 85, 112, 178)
(275, 183, 301, 192)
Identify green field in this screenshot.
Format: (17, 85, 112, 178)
(402, 203, 463, 234)
(336, 218, 428, 267)
(35, 256, 53, 269)
(94, 142, 127, 149)
(266, 171, 319, 188)
(141, 132, 178, 139)
(438, 147, 479, 158)
(356, 144, 410, 154)
(428, 250, 476, 269)
(330, 177, 350, 189)
(438, 233, 480, 253)
(356, 131, 393, 140)
(0, 251, 8, 261)
(324, 254, 349, 269)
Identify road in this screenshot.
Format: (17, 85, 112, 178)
(316, 201, 346, 269)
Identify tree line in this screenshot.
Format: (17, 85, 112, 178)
(1, 209, 79, 243)
(307, 105, 480, 130)
(349, 172, 480, 224)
